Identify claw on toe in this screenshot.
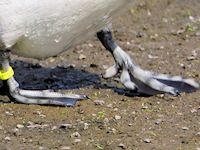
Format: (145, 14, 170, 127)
(103, 64, 119, 78)
(120, 68, 137, 90)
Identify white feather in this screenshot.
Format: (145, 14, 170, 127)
(0, 0, 134, 59)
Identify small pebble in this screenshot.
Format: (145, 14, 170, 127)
(83, 123, 89, 130)
(78, 108, 84, 114)
(189, 16, 194, 21)
(147, 10, 151, 16)
(138, 45, 145, 51)
(187, 56, 196, 61)
(81, 64, 87, 68)
(60, 146, 71, 150)
(22, 138, 26, 143)
(51, 126, 57, 130)
(118, 143, 126, 149)
(106, 104, 113, 108)
(5, 111, 13, 116)
(73, 139, 81, 143)
(39, 147, 45, 150)
(92, 113, 96, 117)
(159, 46, 165, 50)
(4, 137, 11, 141)
(79, 54, 86, 60)
(136, 32, 144, 38)
(192, 50, 198, 57)
(114, 108, 119, 111)
(182, 127, 189, 130)
(179, 63, 186, 69)
(191, 108, 197, 113)
(195, 32, 200, 36)
(27, 124, 49, 129)
(39, 114, 46, 118)
(162, 18, 168, 23)
(16, 124, 24, 129)
(88, 43, 93, 47)
(141, 105, 148, 109)
(49, 58, 55, 63)
(103, 118, 109, 124)
(148, 54, 159, 59)
(107, 127, 117, 134)
(12, 128, 19, 135)
(196, 132, 200, 136)
(114, 115, 121, 120)
(71, 132, 81, 138)
(144, 138, 151, 143)
(33, 110, 42, 115)
(59, 124, 73, 129)
(112, 128, 117, 134)
(132, 111, 136, 115)
(94, 100, 105, 105)
(155, 119, 162, 125)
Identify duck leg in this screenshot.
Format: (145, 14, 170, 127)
(97, 29, 200, 95)
(0, 50, 87, 106)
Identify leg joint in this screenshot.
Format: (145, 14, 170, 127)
(0, 49, 11, 60)
(97, 30, 117, 53)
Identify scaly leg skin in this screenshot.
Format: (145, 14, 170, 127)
(97, 29, 200, 96)
(0, 50, 87, 106)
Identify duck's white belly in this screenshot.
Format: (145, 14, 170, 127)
(0, 0, 133, 59)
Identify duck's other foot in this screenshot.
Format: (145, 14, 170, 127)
(97, 29, 200, 95)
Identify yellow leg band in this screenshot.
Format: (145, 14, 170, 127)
(0, 67, 14, 80)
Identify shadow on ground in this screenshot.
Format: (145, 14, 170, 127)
(10, 60, 100, 90)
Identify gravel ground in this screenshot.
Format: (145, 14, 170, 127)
(0, 0, 200, 149)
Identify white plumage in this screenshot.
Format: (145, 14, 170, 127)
(0, 0, 133, 58)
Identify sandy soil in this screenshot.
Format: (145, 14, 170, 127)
(0, 0, 199, 149)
